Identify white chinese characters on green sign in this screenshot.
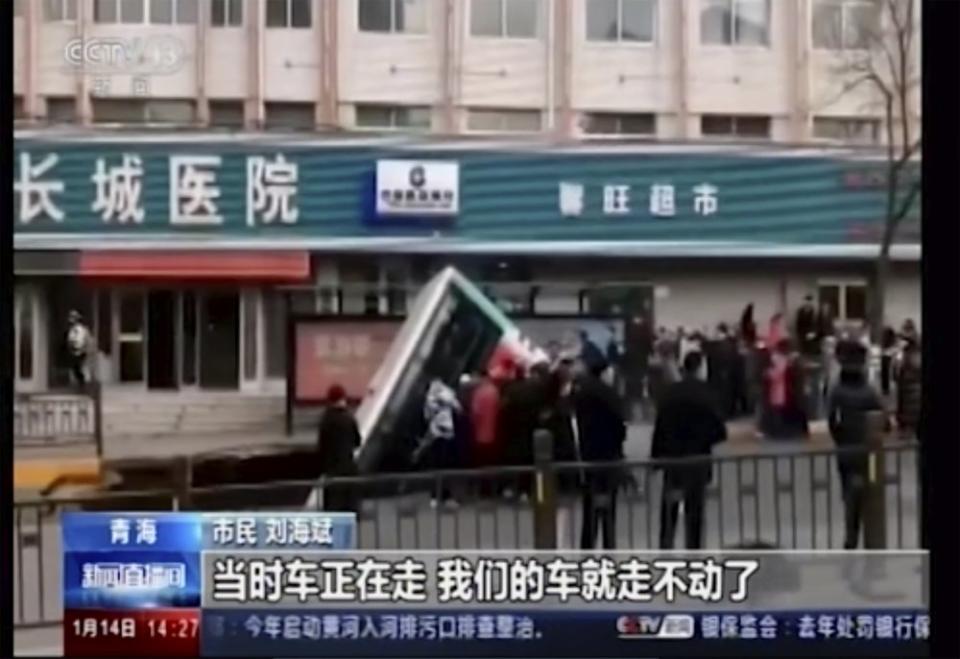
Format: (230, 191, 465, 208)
(557, 181, 719, 219)
(13, 152, 301, 228)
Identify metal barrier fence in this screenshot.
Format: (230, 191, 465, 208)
(13, 442, 919, 629)
(13, 384, 104, 457)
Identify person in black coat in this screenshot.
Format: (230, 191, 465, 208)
(707, 324, 738, 420)
(651, 351, 727, 549)
(499, 364, 550, 498)
(827, 347, 883, 549)
(543, 358, 579, 494)
(783, 350, 810, 438)
(317, 384, 361, 513)
(739, 304, 757, 347)
(795, 295, 819, 357)
(573, 360, 627, 550)
(879, 327, 898, 397)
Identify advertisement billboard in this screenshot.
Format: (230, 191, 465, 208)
(292, 320, 400, 404)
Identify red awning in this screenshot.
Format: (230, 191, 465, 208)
(78, 251, 311, 281)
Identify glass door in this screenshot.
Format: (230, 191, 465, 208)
(117, 291, 146, 384)
(14, 286, 39, 391)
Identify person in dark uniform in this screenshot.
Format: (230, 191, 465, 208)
(827, 344, 883, 549)
(317, 384, 361, 513)
(573, 359, 627, 550)
(651, 351, 727, 549)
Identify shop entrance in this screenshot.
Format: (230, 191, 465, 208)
(199, 292, 240, 390)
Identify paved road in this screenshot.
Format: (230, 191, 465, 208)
(12, 425, 920, 655)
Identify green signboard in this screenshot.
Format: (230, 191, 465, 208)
(12, 136, 919, 248)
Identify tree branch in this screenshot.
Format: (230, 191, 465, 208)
(892, 179, 921, 224)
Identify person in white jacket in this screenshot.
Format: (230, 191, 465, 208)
(419, 378, 462, 508)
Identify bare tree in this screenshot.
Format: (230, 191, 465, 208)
(821, 0, 921, 340)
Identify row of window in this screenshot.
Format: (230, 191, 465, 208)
(28, 0, 883, 51)
(18, 96, 882, 144)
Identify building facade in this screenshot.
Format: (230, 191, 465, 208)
(12, 0, 921, 397)
(14, 0, 919, 143)
(13, 134, 920, 395)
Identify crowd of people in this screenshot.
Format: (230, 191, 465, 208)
(635, 299, 922, 442)
(315, 298, 922, 551)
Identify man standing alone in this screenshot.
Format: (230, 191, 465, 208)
(66, 310, 93, 388)
(651, 351, 727, 549)
(317, 385, 361, 513)
(827, 344, 883, 549)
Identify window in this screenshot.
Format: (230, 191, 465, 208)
(586, 0, 656, 42)
(467, 108, 542, 132)
(94, 0, 197, 23)
(701, 114, 771, 138)
(359, 0, 427, 34)
(382, 265, 409, 316)
(211, 0, 243, 26)
(471, 0, 539, 38)
(242, 291, 258, 382)
(15, 291, 34, 381)
(355, 104, 431, 130)
(46, 97, 77, 123)
(316, 288, 338, 314)
(818, 283, 868, 323)
(583, 112, 656, 136)
(13, 96, 25, 121)
(96, 291, 113, 357)
(813, 0, 879, 50)
(845, 286, 867, 322)
(701, 0, 770, 46)
(813, 116, 881, 144)
(263, 290, 287, 378)
(264, 102, 315, 130)
(209, 100, 245, 127)
(92, 99, 196, 124)
(44, 0, 79, 21)
(266, 0, 312, 28)
(181, 292, 197, 385)
(118, 292, 145, 382)
(95, 0, 143, 23)
(149, 0, 198, 25)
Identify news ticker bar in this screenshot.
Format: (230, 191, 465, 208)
(64, 608, 929, 657)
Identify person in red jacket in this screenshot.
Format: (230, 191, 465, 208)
(470, 356, 515, 471)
